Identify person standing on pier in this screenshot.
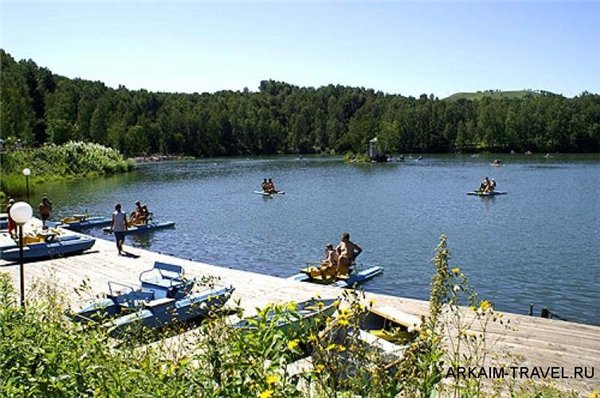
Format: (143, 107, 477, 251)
(110, 203, 128, 255)
(38, 196, 53, 229)
(5, 198, 16, 237)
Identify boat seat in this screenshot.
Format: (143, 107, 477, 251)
(139, 261, 193, 299)
(113, 289, 155, 308)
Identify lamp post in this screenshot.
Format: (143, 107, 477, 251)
(22, 168, 31, 204)
(9, 201, 33, 308)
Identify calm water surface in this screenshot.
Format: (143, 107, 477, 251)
(38, 155, 600, 325)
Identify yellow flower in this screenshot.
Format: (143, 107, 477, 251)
(308, 334, 317, 343)
(260, 390, 273, 398)
(589, 390, 600, 398)
(452, 267, 460, 275)
(287, 339, 299, 350)
(479, 300, 492, 311)
(337, 317, 349, 326)
(326, 344, 337, 351)
(315, 364, 325, 373)
(266, 374, 280, 385)
(469, 306, 476, 312)
(339, 308, 351, 316)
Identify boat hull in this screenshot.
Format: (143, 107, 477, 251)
(288, 266, 384, 288)
(107, 286, 234, 337)
(73, 285, 234, 337)
(466, 191, 507, 196)
(0, 236, 95, 262)
(254, 191, 285, 196)
(103, 221, 176, 235)
(59, 216, 112, 231)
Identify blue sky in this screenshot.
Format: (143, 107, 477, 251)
(1, 1, 598, 98)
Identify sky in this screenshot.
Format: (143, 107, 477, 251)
(1, 1, 599, 98)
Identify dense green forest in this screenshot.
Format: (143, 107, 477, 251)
(1, 49, 599, 157)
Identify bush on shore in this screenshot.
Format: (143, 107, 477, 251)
(0, 141, 134, 197)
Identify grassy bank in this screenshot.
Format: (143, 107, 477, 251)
(0, 237, 586, 397)
(0, 141, 135, 199)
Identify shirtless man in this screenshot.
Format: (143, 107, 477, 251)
(38, 196, 53, 229)
(336, 232, 363, 277)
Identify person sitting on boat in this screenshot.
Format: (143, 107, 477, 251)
(140, 205, 150, 224)
(336, 232, 362, 277)
(129, 201, 143, 225)
(479, 176, 491, 193)
(307, 243, 339, 280)
(490, 179, 497, 192)
(266, 178, 277, 194)
(261, 178, 269, 192)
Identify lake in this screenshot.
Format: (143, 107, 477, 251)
(37, 154, 600, 325)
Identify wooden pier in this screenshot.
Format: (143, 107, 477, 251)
(0, 221, 598, 394)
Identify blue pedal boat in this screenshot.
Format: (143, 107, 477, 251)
(102, 221, 176, 235)
(71, 261, 234, 337)
(56, 215, 112, 231)
(466, 190, 507, 197)
(288, 265, 384, 288)
(0, 234, 95, 262)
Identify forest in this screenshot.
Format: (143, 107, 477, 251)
(2, 49, 599, 157)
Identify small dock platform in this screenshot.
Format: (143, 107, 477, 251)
(0, 221, 598, 394)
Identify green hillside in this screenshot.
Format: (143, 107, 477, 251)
(444, 89, 549, 101)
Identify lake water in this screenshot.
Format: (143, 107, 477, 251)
(37, 154, 600, 325)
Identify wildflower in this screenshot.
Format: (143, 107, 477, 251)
(260, 390, 273, 398)
(287, 339, 299, 350)
(479, 300, 492, 311)
(339, 308, 351, 316)
(452, 267, 460, 275)
(315, 364, 325, 373)
(337, 316, 349, 326)
(589, 390, 600, 398)
(453, 285, 461, 292)
(308, 334, 317, 343)
(266, 374, 280, 385)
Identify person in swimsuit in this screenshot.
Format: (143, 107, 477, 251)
(308, 243, 340, 280)
(129, 201, 143, 225)
(336, 232, 363, 277)
(38, 196, 53, 229)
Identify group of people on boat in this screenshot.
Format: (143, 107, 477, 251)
(261, 178, 279, 194)
(491, 159, 503, 166)
(129, 201, 150, 225)
(305, 232, 363, 281)
(478, 176, 497, 193)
